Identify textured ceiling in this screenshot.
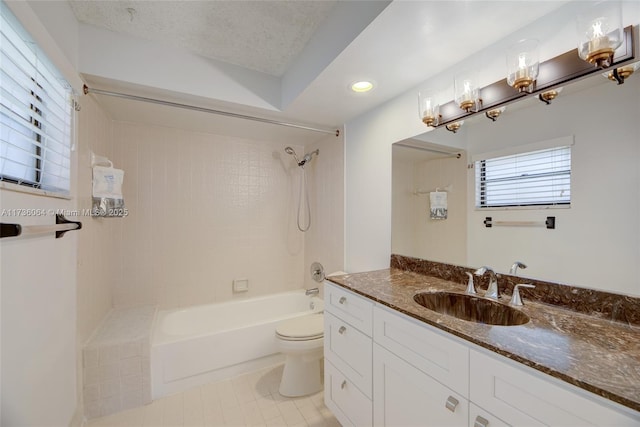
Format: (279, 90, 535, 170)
(68, 0, 337, 76)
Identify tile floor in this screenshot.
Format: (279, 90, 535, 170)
(87, 364, 340, 427)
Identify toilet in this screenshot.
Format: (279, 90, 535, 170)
(275, 313, 324, 397)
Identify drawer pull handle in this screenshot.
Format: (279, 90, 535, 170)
(339, 296, 347, 304)
(341, 380, 347, 390)
(474, 416, 489, 427)
(445, 396, 459, 413)
(338, 326, 347, 334)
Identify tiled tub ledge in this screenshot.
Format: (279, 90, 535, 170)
(82, 305, 156, 419)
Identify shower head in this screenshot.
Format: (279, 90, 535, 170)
(300, 149, 319, 165)
(285, 147, 319, 168)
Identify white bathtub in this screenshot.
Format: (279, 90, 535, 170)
(151, 289, 323, 398)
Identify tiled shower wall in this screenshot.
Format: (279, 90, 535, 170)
(77, 95, 117, 342)
(109, 122, 310, 309)
(304, 135, 344, 290)
(76, 95, 118, 420)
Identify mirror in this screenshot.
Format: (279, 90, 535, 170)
(392, 70, 640, 296)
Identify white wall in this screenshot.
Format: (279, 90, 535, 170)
(465, 77, 640, 294)
(345, 2, 640, 275)
(0, 192, 78, 426)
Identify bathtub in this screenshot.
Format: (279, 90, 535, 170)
(151, 289, 323, 398)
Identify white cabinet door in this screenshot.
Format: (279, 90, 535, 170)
(374, 305, 469, 397)
(470, 349, 640, 427)
(325, 311, 373, 397)
(325, 359, 372, 427)
(373, 343, 468, 427)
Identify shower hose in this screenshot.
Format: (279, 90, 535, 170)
(296, 166, 311, 232)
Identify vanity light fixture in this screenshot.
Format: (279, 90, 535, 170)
(445, 121, 463, 133)
(604, 61, 639, 84)
(351, 81, 374, 93)
(454, 74, 481, 113)
(418, 91, 441, 127)
(538, 87, 563, 105)
(506, 39, 540, 93)
(485, 107, 506, 122)
(417, 24, 633, 129)
(576, 1, 623, 68)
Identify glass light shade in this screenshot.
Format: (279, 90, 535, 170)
(418, 92, 439, 126)
(576, 1, 623, 67)
(506, 39, 540, 91)
(454, 75, 479, 112)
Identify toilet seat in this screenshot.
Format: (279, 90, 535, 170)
(276, 313, 324, 341)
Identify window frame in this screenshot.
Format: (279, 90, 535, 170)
(0, 1, 73, 198)
(473, 137, 574, 211)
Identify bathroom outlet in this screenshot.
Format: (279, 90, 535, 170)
(233, 279, 249, 293)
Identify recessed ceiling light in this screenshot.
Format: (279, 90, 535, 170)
(351, 81, 374, 93)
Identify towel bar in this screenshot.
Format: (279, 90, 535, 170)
(484, 216, 555, 229)
(0, 214, 82, 239)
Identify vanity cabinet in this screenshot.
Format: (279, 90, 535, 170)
(324, 282, 373, 426)
(324, 282, 640, 426)
(470, 349, 639, 426)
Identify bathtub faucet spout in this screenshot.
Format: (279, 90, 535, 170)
(305, 288, 319, 296)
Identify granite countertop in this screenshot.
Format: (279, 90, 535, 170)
(327, 268, 640, 413)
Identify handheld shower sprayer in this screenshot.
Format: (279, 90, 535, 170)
(284, 147, 300, 165)
(284, 146, 320, 232)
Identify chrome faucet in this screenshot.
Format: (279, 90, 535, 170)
(509, 261, 527, 276)
(509, 284, 536, 306)
(474, 266, 499, 300)
(305, 287, 319, 296)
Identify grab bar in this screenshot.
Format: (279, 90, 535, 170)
(1, 214, 82, 239)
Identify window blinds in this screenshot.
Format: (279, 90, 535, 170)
(0, 3, 72, 195)
(475, 146, 571, 208)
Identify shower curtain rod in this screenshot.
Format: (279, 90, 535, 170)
(83, 85, 340, 137)
(395, 142, 462, 158)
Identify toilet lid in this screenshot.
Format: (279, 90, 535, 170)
(276, 314, 324, 340)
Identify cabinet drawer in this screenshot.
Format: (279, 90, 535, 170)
(324, 281, 373, 336)
(470, 349, 640, 426)
(373, 343, 468, 427)
(373, 305, 469, 397)
(469, 403, 509, 427)
(325, 359, 372, 427)
(325, 311, 372, 397)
